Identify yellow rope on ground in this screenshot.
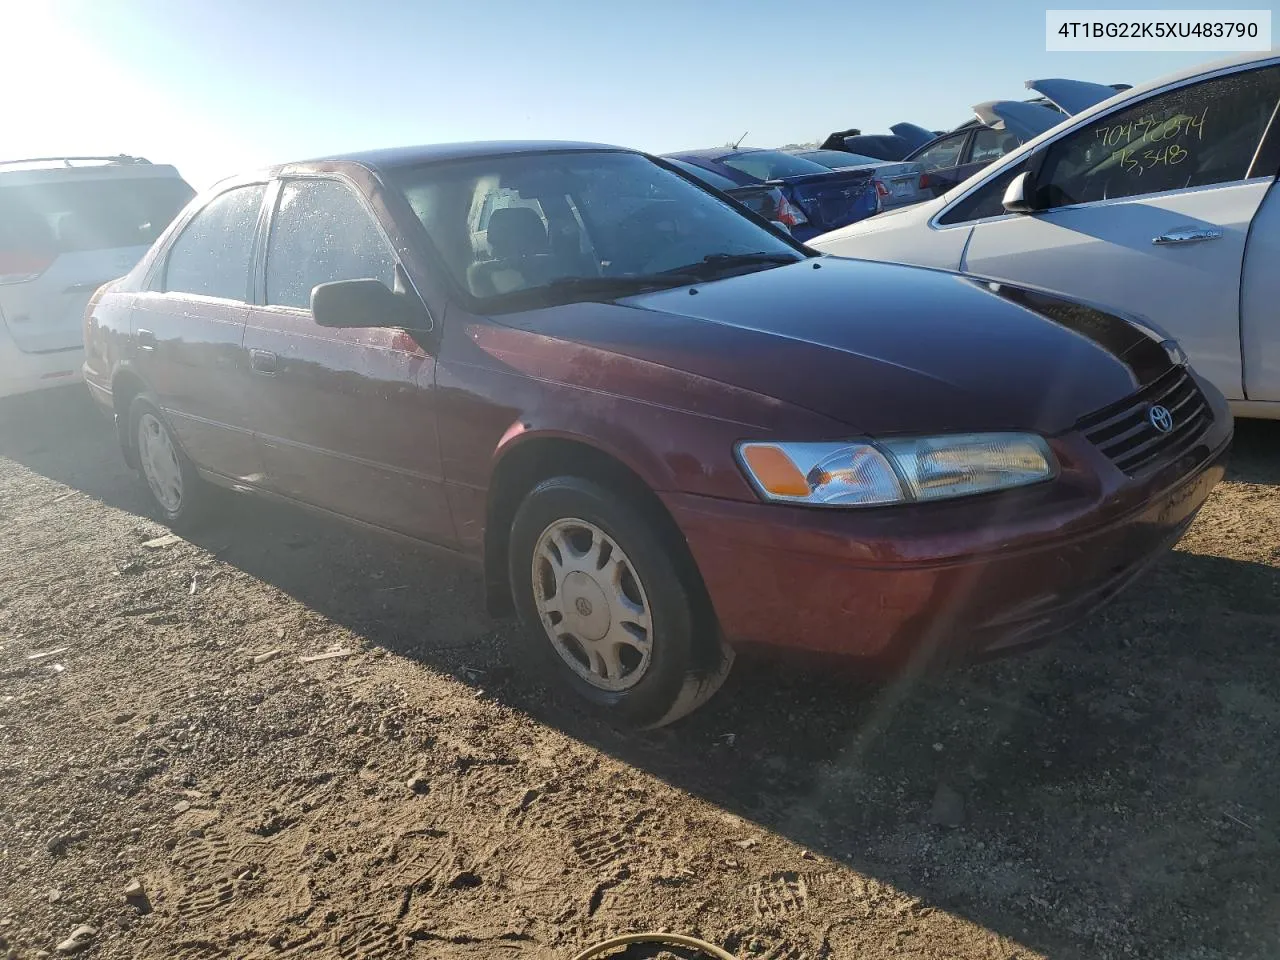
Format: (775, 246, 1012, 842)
(570, 931, 740, 960)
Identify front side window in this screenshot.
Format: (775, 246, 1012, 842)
(164, 183, 266, 300)
(969, 127, 1019, 165)
(911, 133, 968, 171)
(265, 179, 397, 310)
(392, 150, 801, 309)
(1036, 65, 1280, 208)
(937, 161, 1030, 225)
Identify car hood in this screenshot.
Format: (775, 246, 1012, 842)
(497, 258, 1172, 436)
(1025, 78, 1123, 114)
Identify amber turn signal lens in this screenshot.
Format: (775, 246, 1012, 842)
(740, 444, 810, 497)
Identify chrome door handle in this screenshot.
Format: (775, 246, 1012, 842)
(136, 328, 156, 352)
(1152, 226, 1222, 245)
(249, 349, 278, 375)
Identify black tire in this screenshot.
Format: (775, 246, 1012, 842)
(508, 475, 733, 727)
(127, 395, 211, 530)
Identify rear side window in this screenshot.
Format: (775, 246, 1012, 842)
(1037, 65, 1280, 208)
(265, 179, 397, 310)
(165, 184, 265, 300)
(0, 177, 193, 255)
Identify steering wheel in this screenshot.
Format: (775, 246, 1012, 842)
(609, 204, 688, 273)
(636, 237, 720, 275)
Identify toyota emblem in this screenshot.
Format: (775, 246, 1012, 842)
(1148, 404, 1174, 434)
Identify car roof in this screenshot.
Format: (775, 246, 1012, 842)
(206, 141, 640, 193)
(665, 148, 772, 162)
(0, 157, 186, 186)
(1121, 49, 1278, 95)
(327, 140, 631, 170)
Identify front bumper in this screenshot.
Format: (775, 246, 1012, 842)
(663, 390, 1231, 667)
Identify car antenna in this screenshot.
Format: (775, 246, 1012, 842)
(732, 130, 749, 150)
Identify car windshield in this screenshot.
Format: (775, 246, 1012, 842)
(800, 150, 884, 169)
(720, 150, 831, 181)
(389, 150, 802, 310)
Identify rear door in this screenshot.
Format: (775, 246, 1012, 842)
(131, 182, 267, 480)
(241, 177, 453, 546)
(961, 62, 1280, 402)
(0, 174, 193, 354)
(1240, 180, 1280, 400)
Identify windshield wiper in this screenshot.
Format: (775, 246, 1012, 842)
(500, 273, 701, 307)
(540, 274, 699, 297)
(656, 251, 802, 277)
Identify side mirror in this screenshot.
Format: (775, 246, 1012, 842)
(311, 278, 429, 331)
(1002, 170, 1042, 214)
(770, 220, 792, 234)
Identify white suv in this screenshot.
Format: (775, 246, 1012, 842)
(0, 156, 194, 398)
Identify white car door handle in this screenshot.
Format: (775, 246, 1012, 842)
(1152, 227, 1223, 245)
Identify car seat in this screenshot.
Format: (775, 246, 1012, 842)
(467, 207, 560, 297)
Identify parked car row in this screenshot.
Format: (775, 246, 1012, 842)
(1, 51, 1261, 727)
(662, 148, 883, 240)
(813, 50, 1280, 421)
(818, 80, 1129, 197)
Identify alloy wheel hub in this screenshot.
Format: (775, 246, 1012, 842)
(531, 517, 653, 692)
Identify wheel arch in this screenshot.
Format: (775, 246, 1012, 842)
(483, 434, 724, 674)
(110, 366, 151, 470)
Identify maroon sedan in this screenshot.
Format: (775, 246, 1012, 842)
(82, 142, 1231, 726)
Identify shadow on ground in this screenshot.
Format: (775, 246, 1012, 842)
(3, 385, 1279, 958)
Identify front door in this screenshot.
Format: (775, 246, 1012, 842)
(960, 63, 1280, 402)
(131, 182, 267, 482)
(241, 177, 454, 547)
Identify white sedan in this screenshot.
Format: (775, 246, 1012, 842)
(811, 51, 1280, 419)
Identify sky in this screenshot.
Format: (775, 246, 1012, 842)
(0, 0, 1248, 189)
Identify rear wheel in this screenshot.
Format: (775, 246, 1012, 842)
(509, 475, 732, 727)
(128, 396, 210, 529)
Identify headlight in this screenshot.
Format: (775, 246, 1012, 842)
(737, 433, 1056, 507)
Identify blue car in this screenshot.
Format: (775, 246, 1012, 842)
(662, 148, 880, 241)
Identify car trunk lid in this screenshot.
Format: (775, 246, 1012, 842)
(889, 122, 936, 152)
(1025, 78, 1125, 115)
(971, 100, 1066, 141)
(775, 170, 878, 230)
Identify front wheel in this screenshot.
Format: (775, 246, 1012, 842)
(509, 476, 732, 727)
(128, 396, 210, 530)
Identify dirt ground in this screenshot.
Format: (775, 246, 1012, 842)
(0, 386, 1277, 960)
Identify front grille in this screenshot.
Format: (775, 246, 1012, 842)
(1076, 366, 1210, 476)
